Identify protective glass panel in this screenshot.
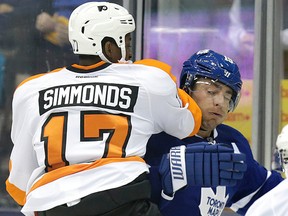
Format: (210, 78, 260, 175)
(281, 0, 288, 129)
(143, 0, 255, 143)
(276, 0, 288, 171)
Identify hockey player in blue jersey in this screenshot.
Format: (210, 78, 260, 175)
(145, 49, 284, 216)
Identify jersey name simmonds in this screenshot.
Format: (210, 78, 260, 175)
(39, 82, 139, 115)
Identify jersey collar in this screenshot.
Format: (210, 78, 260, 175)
(67, 61, 110, 73)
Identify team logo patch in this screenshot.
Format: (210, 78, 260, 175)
(199, 187, 228, 216)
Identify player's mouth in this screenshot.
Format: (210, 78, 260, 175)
(209, 111, 223, 118)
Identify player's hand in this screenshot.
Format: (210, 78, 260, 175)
(159, 142, 247, 200)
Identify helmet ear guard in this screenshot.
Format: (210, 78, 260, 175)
(68, 2, 135, 63)
(180, 49, 243, 112)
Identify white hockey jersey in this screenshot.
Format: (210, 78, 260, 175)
(246, 177, 288, 216)
(6, 60, 201, 215)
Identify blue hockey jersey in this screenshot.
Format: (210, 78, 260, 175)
(145, 124, 283, 216)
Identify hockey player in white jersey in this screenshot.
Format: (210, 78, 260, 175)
(246, 125, 288, 216)
(5, 2, 202, 216)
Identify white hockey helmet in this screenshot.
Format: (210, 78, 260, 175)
(68, 2, 135, 63)
(276, 125, 288, 176)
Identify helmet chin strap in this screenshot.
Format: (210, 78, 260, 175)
(118, 45, 133, 64)
(96, 50, 112, 63)
(97, 45, 133, 64)
(97, 50, 112, 63)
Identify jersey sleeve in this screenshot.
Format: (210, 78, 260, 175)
(134, 59, 177, 83)
(6, 85, 39, 206)
(223, 127, 284, 215)
(152, 82, 196, 139)
(133, 61, 202, 139)
(245, 179, 288, 216)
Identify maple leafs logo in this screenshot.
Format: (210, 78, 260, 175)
(199, 187, 229, 216)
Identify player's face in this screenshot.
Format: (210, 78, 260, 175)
(107, 33, 132, 63)
(189, 78, 233, 137)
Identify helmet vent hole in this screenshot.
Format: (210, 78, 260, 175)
(81, 26, 85, 34)
(120, 19, 129, 25)
(93, 43, 96, 46)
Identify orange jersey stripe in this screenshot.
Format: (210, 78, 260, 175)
(16, 61, 107, 89)
(6, 160, 26, 205)
(6, 180, 26, 206)
(71, 61, 106, 70)
(16, 68, 64, 89)
(29, 156, 145, 195)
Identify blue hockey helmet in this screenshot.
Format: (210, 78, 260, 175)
(180, 49, 242, 112)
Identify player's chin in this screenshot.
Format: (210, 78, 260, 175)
(202, 119, 220, 131)
(211, 115, 225, 125)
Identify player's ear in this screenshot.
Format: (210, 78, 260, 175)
(103, 40, 121, 63)
(103, 40, 120, 63)
(103, 41, 113, 58)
